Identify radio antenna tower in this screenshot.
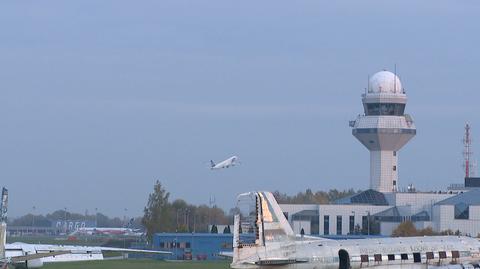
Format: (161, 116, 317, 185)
(463, 123, 475, 178)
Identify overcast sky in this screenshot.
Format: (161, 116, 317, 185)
(1, 0, 479, 217)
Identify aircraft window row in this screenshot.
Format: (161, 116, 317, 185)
(413, 253, 421, 263)
(359, 251, 460, 264)
(439, 251, 447, 259)
(452, 251, 460, 259)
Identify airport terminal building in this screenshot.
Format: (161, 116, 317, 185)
(280, 71, 480, 237)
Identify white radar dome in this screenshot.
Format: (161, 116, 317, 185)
(368, 70, 403, 94)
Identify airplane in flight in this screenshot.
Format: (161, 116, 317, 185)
(210, 156, 239, 170)
(0, 188, 171, 268)
(230, 191, 480, 269)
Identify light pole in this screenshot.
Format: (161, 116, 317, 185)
(32, 206, 36, 235)
(184, 209, 189, 233)
(193, 214, 196, 233)
(123, 208, 128, 227)
(64, 207, 68, 234)
(94, 208, 98, 227)
(176, 210, 180, 232)
(123, 208, 128, 249)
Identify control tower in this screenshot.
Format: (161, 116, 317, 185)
(350, 70, 416, 192)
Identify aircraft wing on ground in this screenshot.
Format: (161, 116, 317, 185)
(1, 250, 71, 268)
(6, 243, 172, 265)
(0, 187, 172, 268)
(93, 246, 172, 255)
(8, 243, 172, 255)
(9, 251, 71, 263)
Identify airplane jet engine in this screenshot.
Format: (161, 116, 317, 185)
(25, 258, 43, 268)
(12, 258, 44, 269)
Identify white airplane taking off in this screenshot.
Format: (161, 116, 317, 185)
(229, 191, 480, 269)
(210, 156, 239, 170)
(0, 188, 171, 268)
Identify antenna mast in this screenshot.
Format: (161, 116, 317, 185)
(394, 64, 397, 93)
(463, 123, 474, 178)
(367, 74, 370, 94)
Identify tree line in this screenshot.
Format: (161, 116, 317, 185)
(141, 181, 231, 239)
(141, 181, 360, 238)
(392, 221, 480, 238)
(9, 210, 139, 228)
(273, 188, 359, 204)
(10, 180, 361, 239)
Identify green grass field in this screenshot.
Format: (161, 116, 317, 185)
(42, 259, 230, 269)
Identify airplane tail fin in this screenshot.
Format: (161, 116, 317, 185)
(210, 160, 215, 168)
(0, 188, 8, 259)
(255, 191, 294, 244)
(232, 191, 294, 265)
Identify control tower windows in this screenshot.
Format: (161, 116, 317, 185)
(366, 104, 405, 116)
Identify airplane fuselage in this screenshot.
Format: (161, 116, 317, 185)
(232, 236, 480, 269)
(212, 156, 238, 169)
(231, 192, 480, 269)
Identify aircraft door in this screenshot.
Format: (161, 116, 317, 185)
(339, 249, 351, 269)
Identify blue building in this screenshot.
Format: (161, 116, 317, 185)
(153, 233, 252, 261)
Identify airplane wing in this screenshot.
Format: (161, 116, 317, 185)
(95, 246, 172, 255)
(9, 251, 71, 263)
(7, 243, 172, 260)
(2, 250, 71, 268)
(29, 244, 173, 255)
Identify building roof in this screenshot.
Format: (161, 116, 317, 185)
(335, 189, 389, 206)
(292, 210, 319, 217)
(374, 207, 402, 218)
(291, 210, 319, 221)
(373, 206, 430, 222)
(435, 189, 480, 206)
(412, 211, 430, 219)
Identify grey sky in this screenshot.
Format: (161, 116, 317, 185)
(1, 0, 479, 217)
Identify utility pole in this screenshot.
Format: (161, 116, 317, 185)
(184, 209, 189, 232)
(64, 207, 68, 234)
(95, 208, 98, 227)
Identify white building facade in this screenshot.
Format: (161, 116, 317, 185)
(280, 190, 480, 237)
